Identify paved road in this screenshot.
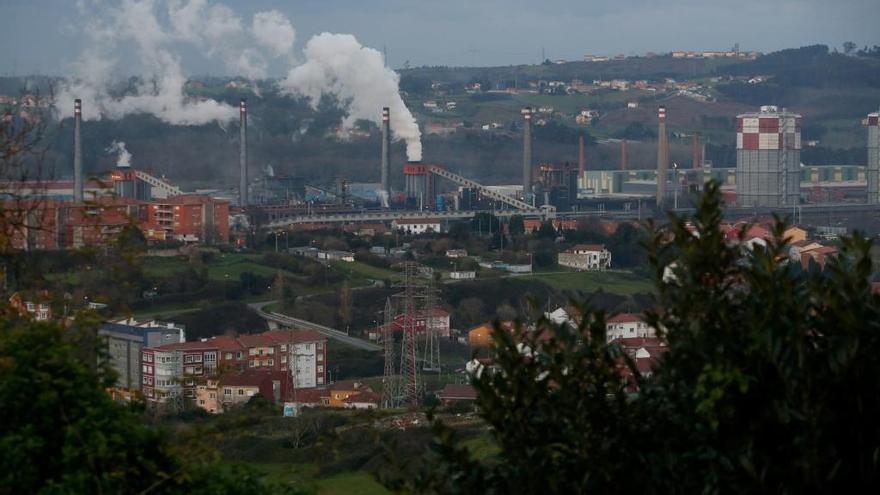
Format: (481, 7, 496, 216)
(249, 300, 382, 352)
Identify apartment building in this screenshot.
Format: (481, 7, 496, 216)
(142, 329, 327, 405)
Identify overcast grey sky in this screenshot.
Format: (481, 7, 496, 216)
(1, 0, 878, 76)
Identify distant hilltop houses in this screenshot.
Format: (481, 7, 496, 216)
(581, 50, 760, 63)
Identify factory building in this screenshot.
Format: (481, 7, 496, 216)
(735, 106, 801, 207)
(866, 110, 879, 204)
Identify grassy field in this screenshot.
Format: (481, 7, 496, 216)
(522, 269, 652, 294)
(330, 260, 401, 283)
(460, 433, 500, 460)
(248, 462, 389, 495)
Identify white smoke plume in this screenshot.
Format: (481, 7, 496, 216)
(57, 1, 423, 159)
(106, 140, 132, 167)
(252, 10, 296, 58)
(279, 33, 423, 161)
(56, 0, 294, 124)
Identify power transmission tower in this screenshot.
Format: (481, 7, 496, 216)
(380, 297, 399, 408)
(396, 263, 422, 407)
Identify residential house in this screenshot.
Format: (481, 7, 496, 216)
(8, 291, 52, 321)
(449, 271, 476, 280)
(446, 249, 468, 258)
(392, 218, 443, 234)
(800, 245, 839, 270)
(468, 321, 516, 347)
(606, 313, 656, 342)
(327, 380, 376, 408)
(558, 244, 612, 271)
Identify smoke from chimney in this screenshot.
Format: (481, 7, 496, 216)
(106, 141, 132, 168)
(74, 99, 83, 202)
(522, 107, 533, 203)
(279, 33, 422, 161)
(240, 99, 248, 207)
(656, 106, 668, 207)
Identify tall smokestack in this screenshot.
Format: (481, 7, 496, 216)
(656, 106, 668, 207)
(522, 107, 532, 204)
(73, 99, 83, 202)
(381, 107, 390, 201)
(578, 134, 585, 182)
(692, 132, 701, 169)
(239, 99, 248, 207)
(620, 139, 628, 171)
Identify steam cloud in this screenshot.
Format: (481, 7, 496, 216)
(57, 1, 422, 160)
(279, 33, 423, 161)
(106, 140, 132, 167)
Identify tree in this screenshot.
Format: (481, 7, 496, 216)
(508, 215, 525, 236)
(406, 182, 880, 493)
(0, 315, 295, 494)
(339, 281, 353, 329)
(843, 41, 857, 55)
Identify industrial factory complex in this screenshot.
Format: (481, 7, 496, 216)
(3, 96, 880, 248)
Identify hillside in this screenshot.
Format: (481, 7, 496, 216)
(1, 45, 878, 190)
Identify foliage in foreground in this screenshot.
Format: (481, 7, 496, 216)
(405, 182, 880, 493)
(0, 314, 299, 495)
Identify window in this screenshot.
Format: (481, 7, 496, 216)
(143, 353, 152, 363)
(267, 359, 274, 366)
(281, 356, 287, 363)
(238, 389, 244, 396)
(249, 348, 258, 356)
(199, 400, 205, 405)
(280, 344, 287, 352)
(184, 355, 194, 363)
(185, 379, 194, 386)
(224, 388, 232, 396)
(317, 365, 324, 373)
(204, 352, 216, 362)
(317, 342, 324, 350)
(224, 352, 233, 360)
(317, 354, 323, 362)
(236, 352, 244, 359)
(317, 377, 324, 384)
(249, 360, 256, 368)
(209, 393, 216, 399)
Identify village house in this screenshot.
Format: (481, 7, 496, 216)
(557, 244, 612, 271)
(391, 218, 443, 234)
(606, 313, 657, 342)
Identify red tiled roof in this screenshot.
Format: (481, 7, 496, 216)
(607, 313, 642, 324)
(292, 387, 327, 404)
(569, 244, 606, 252)
(345, 390, 381, 403)
(220, 370, 274, 387)
(148, 330, 325, 352)
(438, 383, 477, 400)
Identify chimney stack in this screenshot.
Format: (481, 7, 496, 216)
(381, 107, 391, 201)
(656, 106, 668, 207)
(620, 139, 628, 171)
(522, 107, 533, 204)
(239, 99, 248, 207)
(73, 99, 83, 202)
(578, 134, 585, 182)
(692, 132, 702, 169)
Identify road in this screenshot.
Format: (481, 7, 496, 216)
(248, 300, 382, 352)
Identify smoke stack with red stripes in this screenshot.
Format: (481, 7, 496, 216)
(239, 99, 248, 207)
(73, 99, 83, 202)
(656, 106, 668, 207)
(522, 107, 533, 204)
(380, 107, 391, 205)
(578, 134, 585, 183)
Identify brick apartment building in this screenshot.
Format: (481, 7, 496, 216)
(2, 194, 229, 250)
(147, 194, 229, 243)
(142, 329, 327, 406)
